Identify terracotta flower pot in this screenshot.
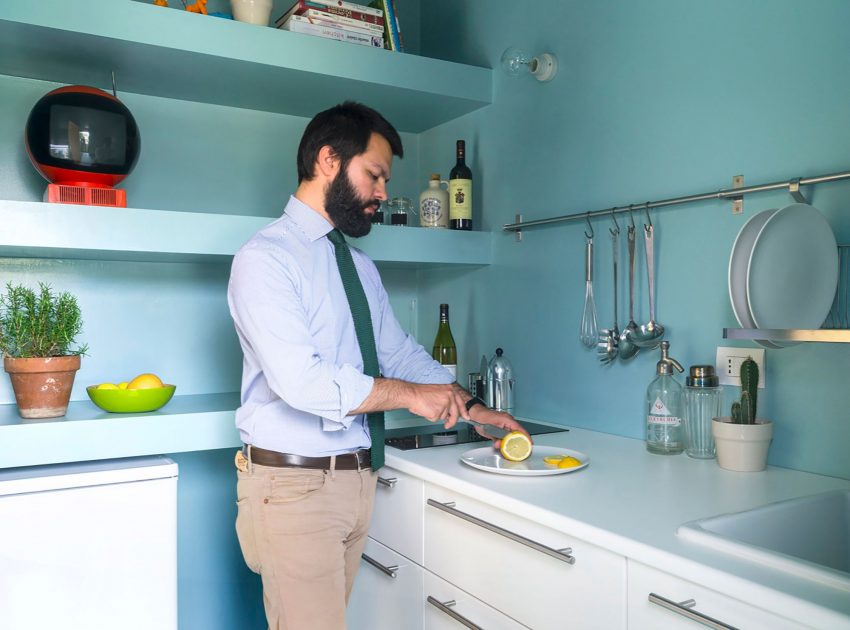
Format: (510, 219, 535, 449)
(4, 355, 81, 419)
(711, 416, 773, 472)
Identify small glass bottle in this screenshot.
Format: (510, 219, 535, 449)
(390, 196, 412, 226)
(683, 365, 722, 459)
(646, 341, 685, 455)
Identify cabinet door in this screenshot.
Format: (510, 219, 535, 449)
(628, 561, 809, 630)
(424, 571, 527, 630)
(370, 466, 424, 563)
(347, 538, 424, 630)
(424, 483, 626, 630)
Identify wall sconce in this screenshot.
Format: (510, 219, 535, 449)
(500, 47, 558, 82)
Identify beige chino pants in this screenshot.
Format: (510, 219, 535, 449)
(235, 455, 377, 630)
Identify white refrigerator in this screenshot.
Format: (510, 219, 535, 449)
(0, 456, 178, 630)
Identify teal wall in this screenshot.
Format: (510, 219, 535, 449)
(415, 0, 850, 480)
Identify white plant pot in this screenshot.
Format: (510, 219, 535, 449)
(711, 417, 773, 472)
(230, 0, 272, 25)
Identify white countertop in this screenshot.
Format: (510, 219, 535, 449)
(385, 420, 850, 627)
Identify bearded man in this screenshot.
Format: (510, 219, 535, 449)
(227, 102, 525, 629)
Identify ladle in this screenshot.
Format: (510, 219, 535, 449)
(598, 212, 620, 364)
(618, 209, 640, 360)
(633, 209, 665, 348)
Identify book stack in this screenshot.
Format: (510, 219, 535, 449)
(275, 0, 402, 50)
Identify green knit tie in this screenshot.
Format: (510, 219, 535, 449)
(327, 229, 384, 470)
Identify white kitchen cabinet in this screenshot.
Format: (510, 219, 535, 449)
(347, 537, 424, 630)
(627, 561, 808, 630)
(424, 571, 527, 630)
(371, 467, 425, 564)
(424, 483, 627, 630)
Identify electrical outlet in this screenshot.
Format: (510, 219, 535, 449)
(716, 347, 765, 388)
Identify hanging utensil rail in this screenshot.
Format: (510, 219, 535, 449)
(502, 169, 850, 233)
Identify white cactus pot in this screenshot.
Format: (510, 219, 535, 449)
(711, 417, 773, 472)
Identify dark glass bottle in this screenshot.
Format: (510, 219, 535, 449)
(431, 303, 457, 379)
(449, 140, 472, 230)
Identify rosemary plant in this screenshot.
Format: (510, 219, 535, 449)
(0, 282, 88, 358)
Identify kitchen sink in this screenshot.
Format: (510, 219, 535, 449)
(677, 490, 850, 591)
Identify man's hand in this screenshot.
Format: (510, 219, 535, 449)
(468, 405, 529, 448)
(350, 379, 468, 427)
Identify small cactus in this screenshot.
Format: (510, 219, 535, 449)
(730, 357, 759, 424)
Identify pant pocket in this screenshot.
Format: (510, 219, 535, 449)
(235, 497, 262, 574)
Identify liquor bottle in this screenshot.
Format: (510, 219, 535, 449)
(419, 173, 449, 228)
(645, 341, 685, 455)
(432, 303, 457, 379)
(449, 140, 472, 230)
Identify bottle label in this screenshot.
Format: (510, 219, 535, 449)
(443, 364, 457, 379)
(420, 196, 445, 227)
(648, 414, 681, 426)
(449, 179, 472, 220)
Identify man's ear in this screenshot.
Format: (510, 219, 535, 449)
(316, 145, 340, 179)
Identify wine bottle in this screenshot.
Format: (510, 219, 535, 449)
(449, 140, 472, 230)
(432, 303, 457, 379)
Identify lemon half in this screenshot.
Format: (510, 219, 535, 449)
(499, 431, 533, 462)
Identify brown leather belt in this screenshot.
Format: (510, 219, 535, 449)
(245, 445, 372, 471)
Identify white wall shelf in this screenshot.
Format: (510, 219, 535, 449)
(0, 0, 492, 133)
(0, 200, 493, 265)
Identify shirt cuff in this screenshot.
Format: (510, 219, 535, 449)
(324, 365, 374, 432)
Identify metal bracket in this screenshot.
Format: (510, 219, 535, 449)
(514, 213, 523, 242)
(731, 175, 744, 214)
(788, 178, 808, 204)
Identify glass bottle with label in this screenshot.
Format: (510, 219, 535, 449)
(646, 341, 685, 455)
(419, 173, 449, 228)
(449, 140, 472, 230)
(431, 303, 457, 379)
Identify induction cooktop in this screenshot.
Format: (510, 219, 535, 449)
(384, 420, 567, 450)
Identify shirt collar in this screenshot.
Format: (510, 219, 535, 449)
(283, 195, 334, 243)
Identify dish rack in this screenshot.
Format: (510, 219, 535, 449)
(724, 244, 850, 344)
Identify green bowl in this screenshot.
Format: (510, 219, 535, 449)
(86, 384, 176, 413)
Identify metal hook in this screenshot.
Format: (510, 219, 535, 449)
(627, 205, 636, 231)
(609, 208, 620, 237)
(643, 203, 653, 228)
(584, 212, 594, 240)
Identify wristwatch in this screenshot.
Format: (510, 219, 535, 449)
(465, 396, 487, 413)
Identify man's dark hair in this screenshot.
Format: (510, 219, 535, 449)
(297, 101, 403, 183)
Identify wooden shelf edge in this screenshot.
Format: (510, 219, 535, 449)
(723, 328, 850, 343)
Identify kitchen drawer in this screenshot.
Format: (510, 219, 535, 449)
(371, 466, 424, 563)
(424, 483, 626, 630)
(424, 570, 527, 630)
(347, 537, 424, 630)
(627, 561, 808, 630)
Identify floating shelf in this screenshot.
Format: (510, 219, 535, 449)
(0, 393, 242, 468)
(723, 328, 850, 344)
(0, 200, 493, 266)
(0, 0, 492, 132)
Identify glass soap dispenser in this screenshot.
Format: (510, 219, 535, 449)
(646, 341, 685, 455)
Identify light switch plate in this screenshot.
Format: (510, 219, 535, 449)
(716, 347, 765, 388)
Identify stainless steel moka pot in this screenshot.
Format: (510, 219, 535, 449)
(486, 348, 514, 413)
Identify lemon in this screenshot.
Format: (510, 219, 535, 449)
(543, 455, 567, 466)
(557, 456, 582, 469)
(127, 373, 165, 390)
(96, 382, 119, 390)
(499, 431, 533, 462)
(118, 382, 129, 390)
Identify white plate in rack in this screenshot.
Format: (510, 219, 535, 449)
(460, 446, 589, 476)
(746, 203, 838, 331)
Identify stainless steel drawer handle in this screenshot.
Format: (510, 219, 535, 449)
(377, 476, 398, 488)
(427, 596, 484, 630)
(426, 498, 576, 565)
(648, 593, 739, 630)
(361, 553, 398, 578)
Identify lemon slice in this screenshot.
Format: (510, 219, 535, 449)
(543, 455, 567, 466)
(557, 456, 583, 468)
(499, 431, 533, 462)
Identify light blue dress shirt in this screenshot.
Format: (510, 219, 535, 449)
(228, 196, 454, 456)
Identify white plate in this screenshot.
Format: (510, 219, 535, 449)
(747, 203, 838, 331)
(728, 209, 784, 349)
(460, 445, 589, 476)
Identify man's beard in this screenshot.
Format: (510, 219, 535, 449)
(325, 168, 379, 238)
